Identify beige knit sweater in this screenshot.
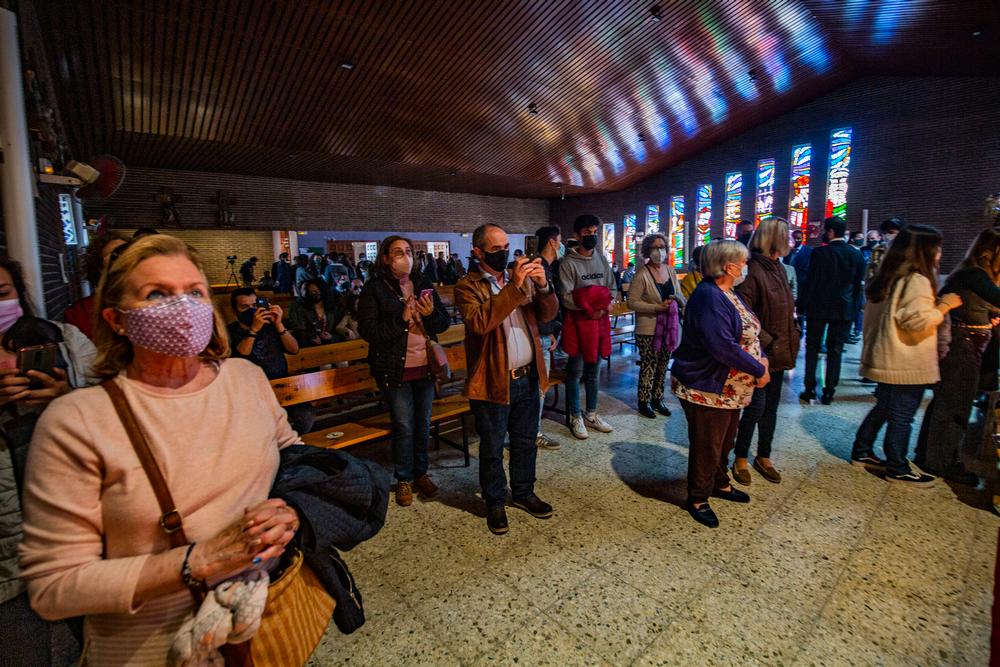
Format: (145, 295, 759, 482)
(859, 273, 943, 385)
(18, 358, 300, 666)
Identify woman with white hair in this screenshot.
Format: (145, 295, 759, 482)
(732, 217, 800, 485)
(671, 240, 769, 528)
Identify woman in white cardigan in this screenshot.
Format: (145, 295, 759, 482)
(627, 233, 685, 418)
(850, 225, 961, 486)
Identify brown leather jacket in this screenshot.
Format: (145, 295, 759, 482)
(454, 267, 559, 404)
(736, 251, 801, 370)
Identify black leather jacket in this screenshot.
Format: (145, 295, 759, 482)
(357, 273, 450, 387)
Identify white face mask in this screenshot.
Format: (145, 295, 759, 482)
(391, 255, 413, 277)
(730, 263, 748, 286)
(650, 248, 668, 264)
(556, 243, 566, 260)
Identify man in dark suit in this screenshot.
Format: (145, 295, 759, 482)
(796, 216, 865, 405)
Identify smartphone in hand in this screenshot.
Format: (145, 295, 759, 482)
(17, 343, 58, 389)
(419, 288, 434, 301)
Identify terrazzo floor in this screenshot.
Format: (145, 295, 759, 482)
(307, 341, 997, 666)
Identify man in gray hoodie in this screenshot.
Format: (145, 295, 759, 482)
(558, 214, 617, 439)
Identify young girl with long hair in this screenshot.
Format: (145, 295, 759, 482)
(850, 225, 962, 486)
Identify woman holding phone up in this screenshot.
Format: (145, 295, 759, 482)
(0, 256, 97, 663)
(358, 236, 451, 507)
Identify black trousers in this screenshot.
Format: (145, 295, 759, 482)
(804, 318, 851, 394)
(734, 369, 786, 459)
(681, 400, 739, 503)
(916, 326, 992, 470)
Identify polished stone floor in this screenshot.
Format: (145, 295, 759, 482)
(308, 341, 997, 666)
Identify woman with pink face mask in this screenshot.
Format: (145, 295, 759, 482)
(17, 236, 303, 665)
(0, 256, 97, 664)
(357, 236, 451, 507)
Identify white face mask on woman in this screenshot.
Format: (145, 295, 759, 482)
(730, 263, 749, 287)
(391, 255, 413, 278)
(650, 248, 668, 265)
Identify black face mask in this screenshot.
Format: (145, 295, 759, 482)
(481, 249, 509, 272)
(580, 234, 598, 250)
(237, 308, 257, 326)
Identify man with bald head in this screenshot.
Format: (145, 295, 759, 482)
(455, 223, 559, 535)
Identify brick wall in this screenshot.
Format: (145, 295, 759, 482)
(87, 169, 549, 236)
(116, 228, 276, 286)
(550, 76, 1000, 272)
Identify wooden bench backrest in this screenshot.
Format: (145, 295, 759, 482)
(283, 323, 466, 373)
(271, 365, 377, 407)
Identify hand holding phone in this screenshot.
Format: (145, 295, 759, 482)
(17, 344, 58, 388)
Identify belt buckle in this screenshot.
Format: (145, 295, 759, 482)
(511, 365, 527, 380)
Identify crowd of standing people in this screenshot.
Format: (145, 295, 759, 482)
(0, 206, 997, 663)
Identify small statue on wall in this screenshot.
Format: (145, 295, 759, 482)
(155, 188, 181, 226)
(213, 190, 237, 226)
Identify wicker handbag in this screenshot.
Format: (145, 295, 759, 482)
(101, 381, 333, 667)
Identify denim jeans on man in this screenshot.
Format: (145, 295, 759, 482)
(852, 382, 925, 475)
(471, 369, 540, 507)
(382, 377, 436, 482)
(566, 353, 600, 416)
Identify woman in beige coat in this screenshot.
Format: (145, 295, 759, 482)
(851, 225, 961, 487)
(627, 233, 685, 418)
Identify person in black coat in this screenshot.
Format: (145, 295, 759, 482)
(796, 216, 866, 404)
(358, 236, 450, 508)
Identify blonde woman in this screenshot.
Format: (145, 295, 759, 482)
(732, 217, 800, 485)
(627, 233, 685, 418)
(19, 235, 301, 665)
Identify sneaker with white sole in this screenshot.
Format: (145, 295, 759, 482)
(584, 412, 613, 433)
(569, 415, 589, 440)
(536, 433, 561, 450)
(886, 470, 936, 487)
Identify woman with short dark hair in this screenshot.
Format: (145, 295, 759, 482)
(627, 233, 684, 418)
(358, 236, 451, 507)
(671, 240, 769, 528)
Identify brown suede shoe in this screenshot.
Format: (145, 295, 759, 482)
(753, 457, 782, 484)
(395, 481, 413, 506)
(732, 459, 751, 486)
(413, 474, 438, 498)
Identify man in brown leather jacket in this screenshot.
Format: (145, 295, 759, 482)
(455, 223, 559, 535)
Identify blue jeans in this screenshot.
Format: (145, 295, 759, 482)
(537, 334, 554, 435)
(852, 383, 925, 475)
(566, 353, 600, 416)
(382, 377, 435, 482)
(471, 370, 540, 506)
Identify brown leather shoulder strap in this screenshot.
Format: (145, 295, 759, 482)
(101, 380, 188, 548)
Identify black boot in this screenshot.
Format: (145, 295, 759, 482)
(820, 389, 835, 405)
(653, 399, 672, 417)
(638, 402, 656, 418)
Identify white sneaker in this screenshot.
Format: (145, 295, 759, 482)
(584, 412, 614, 433)
(569, 416, 589, 440)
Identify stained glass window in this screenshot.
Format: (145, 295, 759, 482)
(724, 172, 741, 239)
(695, 185, 712, 247)
(624, 214, 637, 267)
(602, 223, 615, 265)
(788, 144, 811, 231)
(755, 159, 776, 224)
(669, 196, 686, 267)
(826, 127, 852, 219)
(646, 204, 660, 235)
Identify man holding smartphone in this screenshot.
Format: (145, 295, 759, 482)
(226, 288, 313, 434)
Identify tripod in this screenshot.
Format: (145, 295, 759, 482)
(224, 259, 241, 288)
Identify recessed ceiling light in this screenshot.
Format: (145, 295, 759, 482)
(340, 60, 355, 70)
(649, 3, 662, 21)
(637, 132, 646, 143)
(748, 69, 758, 82)
(448, 170, 458, 176)
(972, 29, 983, 36)
(527, 102, 539, 115)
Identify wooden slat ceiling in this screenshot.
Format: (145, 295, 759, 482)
(31, 0, 1000, 198)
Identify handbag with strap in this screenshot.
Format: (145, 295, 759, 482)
(100, 380, 333, 667)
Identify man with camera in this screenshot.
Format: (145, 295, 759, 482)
(239, 256, 258, 286)
(226, 287, 313, 433)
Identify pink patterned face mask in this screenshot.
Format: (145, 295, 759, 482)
(121, 294, 215, 358)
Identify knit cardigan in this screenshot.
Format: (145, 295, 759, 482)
(859, 272, 943, 385)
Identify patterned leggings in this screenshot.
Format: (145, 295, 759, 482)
(636, 334, 670, 403)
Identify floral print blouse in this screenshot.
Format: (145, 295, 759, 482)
(672, 289, 763, 409)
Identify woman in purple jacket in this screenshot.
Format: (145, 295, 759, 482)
(671, 240, 770, 528)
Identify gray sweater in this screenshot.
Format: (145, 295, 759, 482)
(558, 249, 617, 310)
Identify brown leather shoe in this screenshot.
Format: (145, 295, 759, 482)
(753, 457, 782, 484)
(413, 474, 438, 498)
(732, 459, 751, 486)
(395, 481, 413, 506)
